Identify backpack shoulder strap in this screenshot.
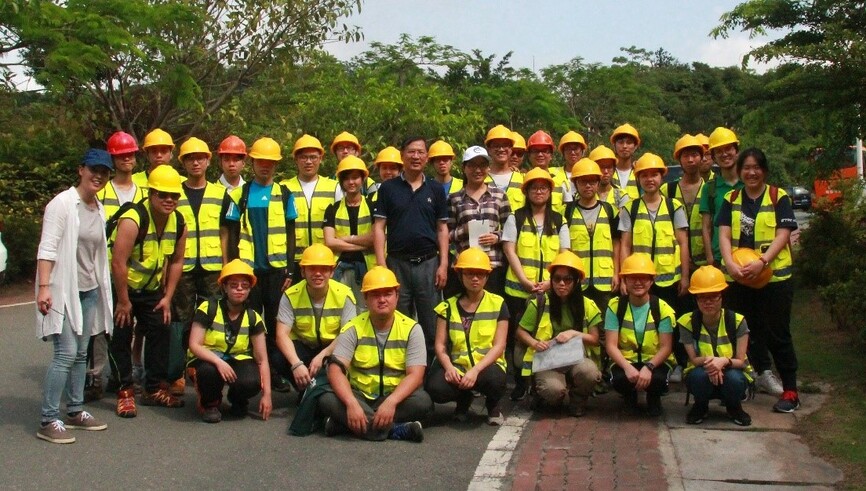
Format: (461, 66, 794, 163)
(768, 185, 779, 207)
(564, 201, 576, 226)
(534, 292, 546, 333)
(666, 181, 678, 198)
(238, 182, 252, 214)
(706, 179, 718, 214)
(599, 201, 614, 219)
(615, 295, 629, 330)
(133, 201, 150, 245)
(723, 308, 737, 350)
(649, 295, 662, 330)
(730, 189, 741, 203)
(665, 196, 676, 226)
(206, 299, 219, 330)
(629, 198, 641, 225)
(690, 308, 702, 343)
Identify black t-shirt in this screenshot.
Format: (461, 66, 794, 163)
(323, 198, 375, 263)
(373, 175, 449, 255)
(717, 187, 798, 249)
(182, 184, 206, 217)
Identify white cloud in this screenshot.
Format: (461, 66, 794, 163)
(697, 34, 780, 72)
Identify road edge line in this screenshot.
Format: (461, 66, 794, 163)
(467, 408, 531, 491)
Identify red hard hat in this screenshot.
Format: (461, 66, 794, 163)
(218, 135, 247, 156)
(527, 130, 555, 151)
(107, 131, 139, 155)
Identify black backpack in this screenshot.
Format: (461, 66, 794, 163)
(105, 198, 185, 261)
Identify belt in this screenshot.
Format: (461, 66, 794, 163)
(391, 250, 438, 265)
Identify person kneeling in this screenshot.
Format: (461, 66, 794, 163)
(187, 260, 272, 423)
(518, 251, 602, 417)
(678, 266, 752, 426)
(427, 248, 508, 425)
(605, 253, 674, 416)
(318, 267, 433, 442)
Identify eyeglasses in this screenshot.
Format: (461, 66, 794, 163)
(464, 161, 490, 170)
(154, 191, 181, 201)
(226, 281, 252, 290)
(461, 270, 489, 278)
(512, 150, 525, 158)
(529, 148, 552, 155)
(696, 293, 722, 303)
(487, 142, 511, 149)
(551, 275, 575, 284)
(529, 185, 551, 193)
(296, 154, 321, 163)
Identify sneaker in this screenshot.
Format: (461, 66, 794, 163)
(64, 411, 108, 431)
(388, 421, 424, 442)
(686, 402, 709, 425)
(669, 365, 684, 383)
(37, 420, 76, 444)
(510, 379, 528, 401)
(647, 393, 663, 417)
(727, 403, 752, 426)
(116, 388, 137, 418)
(169, 377, 186, 397)
(201, 406, 221, 424)
(755, 370, 784, 396)
(487, 407, 505, 426)
(773, 390, 801, 413)
(141, 386, 185, 408)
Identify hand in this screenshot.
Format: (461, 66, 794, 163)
(37, 289, 52, 316)
(477, 233, 498, 247)
(610, 275, 620, 293)
(534, 280, 551, 293)
(114, 299, 133, 327)
(678, 276, 690, 297)
(309, 354, 325, 377)
(555, 330, 579, 344)
(740, 260, 765, 280)
(372, 399, 396, 430)
(153, 296, 172, 325)
(435, 264, 448, 290)
(635, 365, 652, 391)
(534, 339, 550, 352)
(292, 364, 311, 389)
(346, 401, 367, 436)
(217, 359, 237, 383)
(726, 262, 743, 281)
(444, 366, 463, 385)
(259, 394, 272, 420)
(620, 278, 629, 296)
(458, 367, 478, 390)
(625, 364, 641, 385)
(520, 278, 536, 292)
(281, 276, 293, 291)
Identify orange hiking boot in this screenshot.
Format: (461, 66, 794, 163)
(141, 385, 185, 408)
(169, 377, 186, 396)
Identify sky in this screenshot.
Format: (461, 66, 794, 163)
(323, 0, 779, 72)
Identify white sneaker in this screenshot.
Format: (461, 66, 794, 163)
(669, 365, 684, 383)
(755, 370, 784, 396)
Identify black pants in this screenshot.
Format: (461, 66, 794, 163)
(318, 389, 433, 441)
(504, 293, 531, 381)
(651, 283, 688, 368)
(726, 279, 798, 390)
(247, 267, 288, 355)
(425, 362, 506, 410)
(190, 358, 261, 408)
(270, 340, 323, 391)
(108, 290, 169, 393)
(610, 362, 670, 397)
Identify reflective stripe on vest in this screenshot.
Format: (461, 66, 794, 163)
(434, 292, 506, 373)
(347, 311, 416, 400)
(285, 280, 354, 347)
(229, 184, 289, 268)
(521, 296, 601, 376)
(119, 201, 180, 291)
(679, 310, 754, 382)
(97, 181, 146, 221)
(609, 296, 676, 365)
(284, 176, 338, 262)
(178, 183, 226, 272)
(568, 203, 616, 291)
(630, 198, 683, 287)
(186, 301, 257, 362)
(729, 187, 793, 282)
(333, 198, 376, 270)
(504, 215, 561, 298)
(663, 180, 707, 267)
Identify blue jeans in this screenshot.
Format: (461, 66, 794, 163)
(41, 289, 98, 422)
(686, 366, 748, 406)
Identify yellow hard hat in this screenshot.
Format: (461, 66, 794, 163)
(178, 137, 211, 160)
(695, 133, 710, 150)
(428, 140, 456, 159)
(453, 248, 492, 272)
(142, 128, 174, 149)
(218, 259, 257, 288)
(374, 146, 403, 167)
(633, 153, 668, 177)
(292, 134, 325, 156)
(511, 131, 526, 151)
(147, 165, 183, 194)
(571, 158, 602, 180)
(248, 137, 282, 161)
(558, 131, 587, 153)
(708, 127, 739, 152)
(361, 266, 401, 292)
(547, 250, 586, 281)
(330, 131, 361, 153)
(521, 167, 555, 192)
(673, 134, 704, 160)
(731, 248, 772, 289)
(336, 155, 370, 180)
(299, 243, 336, 267)
(620, 253, 657, 276)
(485, 125, 514, 145)
(610, 123, 641, 146)
(688, 265, 728, 294)
(588, 145, 616, 164)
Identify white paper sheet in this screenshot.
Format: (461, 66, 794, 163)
(531, 336, 585, 373)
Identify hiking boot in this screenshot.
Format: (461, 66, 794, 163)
(669, 365, 684, 383)
(686, 401, 709, 425)
(169, 377, 186, 397)
(388, 421, 424, 443)
(141, 386, 185, 408)
(64, 411, 108, 431)
(647, 393, 663, 417)
(201, 406, 221, 424)
(727, 403, 752, 426)
(755, 370, 784, 396)
(37, 420, 75, 444)
(510, 378, 528, 401)
(116, 388, 137, 418)
(773, 390, 800, 413)
(487, 406, 505, 426)
(324, 417, 347, 437)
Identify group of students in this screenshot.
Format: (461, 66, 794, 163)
(33, 122, 800, 445)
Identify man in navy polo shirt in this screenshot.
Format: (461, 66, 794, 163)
(373, 137, 449, 355)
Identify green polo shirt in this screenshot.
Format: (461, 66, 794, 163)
(699, 176, 744, 262)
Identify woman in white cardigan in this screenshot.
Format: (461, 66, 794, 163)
(35, 149, 115, 444)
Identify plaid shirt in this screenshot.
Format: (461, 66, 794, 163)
(447, 185, 512, 267)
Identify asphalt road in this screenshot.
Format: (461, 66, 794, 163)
(0, 303, 500, 491)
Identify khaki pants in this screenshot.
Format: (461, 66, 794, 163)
(534, 358, 601, 406)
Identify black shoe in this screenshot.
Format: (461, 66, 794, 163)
(647, 393, 663, 417)
(623, 390, 638, 410)
(388, 421, 423, 442)
(228, 399, 249, 417)
(510, 379, 528, 401)
(686, 401, 709, 424)
(727, 403, 752, 426)
(271, 376, 292, 393)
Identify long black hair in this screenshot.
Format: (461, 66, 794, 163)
(547, 266, 586, 331)
(517, 184, 560, 236)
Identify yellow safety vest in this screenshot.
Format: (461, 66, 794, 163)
(628, 197, 683, 287)
(97, 181, 146, 220)
(445, 177, 464, 196)
(613, 168, 640, 201)
(283, 176, 338, 262)
(434, 292, 506, 374)
(333, 198, 376, 270)
(285, 280, 355, 348)
(677, 309, 754, 381)
(504, 212, 561, 298)
(186, 300, 261, 363)
(228, 183, 291, 269)
(727, 187, 793, 282)
(662, 180, 707, 267)
(115, 201, 181, 291)
(485, 172, 525, 213)
(608, 296, 676, 366)
(521, 295, 601, 376)
(178, 183, 226, 272)
(567, 201, 617, 292)
(346, 310, 416, 400)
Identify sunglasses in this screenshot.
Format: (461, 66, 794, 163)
(551, 275, 575, 284)
(154, 191, 181, 201)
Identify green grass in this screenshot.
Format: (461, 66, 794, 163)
(791, 288, 866, 489)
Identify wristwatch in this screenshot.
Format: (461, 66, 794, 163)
(644, 362, 655, 371)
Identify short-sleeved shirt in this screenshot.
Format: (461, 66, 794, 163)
(224, 181, 299, 270)
(604, 302, 673, 345)
(323, 197, 375, 263)
(373, 173, 448, 256)
(332, 320, 427, 367)
(716, 188, 797, 249)
(699, 177, 744, 261)
(520, 296, 602, 336)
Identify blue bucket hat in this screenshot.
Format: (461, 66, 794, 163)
(82, 148, 114, 170)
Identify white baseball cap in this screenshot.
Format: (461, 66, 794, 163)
(462, 145, 491, 164)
